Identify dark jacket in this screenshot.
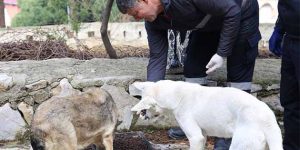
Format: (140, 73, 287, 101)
(278, 0, 300, 36)
(146, 0, 260, 57)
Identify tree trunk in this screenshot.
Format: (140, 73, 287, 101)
(100, 0, 117, 59)
(0, 0, 5, 28)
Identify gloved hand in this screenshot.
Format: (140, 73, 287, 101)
(206, 54, 224, 74)
(269, 26, 284, 57)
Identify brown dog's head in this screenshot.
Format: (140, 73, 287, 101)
(31, 129, 46, 150)
(31, 128, 75, 150)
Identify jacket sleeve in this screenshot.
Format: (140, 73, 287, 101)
(145, 22, 168, 82)
(194, 0, 241, 57)
(275, 17, 285, 34)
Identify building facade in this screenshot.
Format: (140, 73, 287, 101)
(4, 0, 19, 27)
(258, 0, 278, 23)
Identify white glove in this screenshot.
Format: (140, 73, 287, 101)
(206, 54, 224, 74)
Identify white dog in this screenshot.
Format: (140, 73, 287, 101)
(130, 80, 283, 150)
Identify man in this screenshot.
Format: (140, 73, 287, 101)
(116, 0, 260, 149)
(269, 0, 300, 149)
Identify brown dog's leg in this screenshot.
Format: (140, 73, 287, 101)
(102, 133, 113, 150)
(93, 135, 104, 150)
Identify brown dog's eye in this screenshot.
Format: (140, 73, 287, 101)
(141, 109, 147, 116)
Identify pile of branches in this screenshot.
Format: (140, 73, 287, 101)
(0, 39, 101, 61)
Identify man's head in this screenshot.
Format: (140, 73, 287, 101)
(116, 0, 163, 22)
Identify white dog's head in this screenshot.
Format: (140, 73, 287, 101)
(131, 95, 163, 120)
(129, 80, 181, 120)
(129, 81, 159, 120)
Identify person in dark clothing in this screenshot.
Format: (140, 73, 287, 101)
(269, 0, 300, 149)
(116, 0, 260, 149)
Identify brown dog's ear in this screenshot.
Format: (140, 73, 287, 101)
(129, 81, 155, 96)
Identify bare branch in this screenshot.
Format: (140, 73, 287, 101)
(100, 0, 118, 59)
(0, 0, 5, 27)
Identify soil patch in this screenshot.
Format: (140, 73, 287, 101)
(113, 132, 152, 150)
(144, 130, 189, 145)
(1, 131, 216, 150)
(144, 130, 215, 150)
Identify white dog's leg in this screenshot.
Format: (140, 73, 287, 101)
(230, 126, 266, 150)
(189, 135, 206, 150)
(178, 118, 206, 150)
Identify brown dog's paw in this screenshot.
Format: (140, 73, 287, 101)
(84, 144, 102, 150)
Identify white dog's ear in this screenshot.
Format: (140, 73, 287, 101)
(129, 81, 155, 96)
(131, 97, 156, 112)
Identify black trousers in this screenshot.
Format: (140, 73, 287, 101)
(184, 30, 260, 83)
(280, 34, 300, 150)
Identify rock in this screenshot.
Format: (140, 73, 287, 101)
(50, 81, 59, 88)
(30, 89, 51, 104)
(100, 76, 136, 90)
(151, 143, 189, 150)
(23, 96, 34, 106)
(51, 78, 80, 97)
(101, 84, 139, 130)
(70, 75, 104, 89)
(24, 80, 48, 92)
(251, 84, 263, 93)
(251, 93, 258, 97)
(71, 75, 136, 90)
(0, 74, 13, 92)
(0, 145, 32, 150)
(0, 103, 26, 141)
(267, 84, 280, 91)
(10, 74, 27, 87)
(260, 94, 284, 115)
(17, 102, 33, 125)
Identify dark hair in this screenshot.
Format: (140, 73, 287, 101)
(116, 0, 137, 14)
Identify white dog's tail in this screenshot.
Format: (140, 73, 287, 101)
(263, 114, 283, 150)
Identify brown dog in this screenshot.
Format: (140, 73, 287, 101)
(31, 86, 118, 150)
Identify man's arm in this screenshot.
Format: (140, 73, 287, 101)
(194, 0, 241, 57)
(145, 22, 168, 81)
(275, 17, 284, 33)
(269, 17, 285, 56)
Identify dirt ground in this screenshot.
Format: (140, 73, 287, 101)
(83, 130, 215, 150)
(0, 131, 214, 150)
(144, 129, 215, 150)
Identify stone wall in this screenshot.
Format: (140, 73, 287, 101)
(0, 58, 282, 144)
